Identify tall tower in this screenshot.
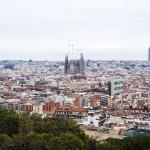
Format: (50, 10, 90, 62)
(148, 47, 150, 62)
(80, 53, 85, 75)
(64, 55, 68, 73)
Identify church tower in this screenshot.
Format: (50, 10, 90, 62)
(64, 51, 85, 75)
(64, 55, 68, 73)
(80, 53, 85, 75)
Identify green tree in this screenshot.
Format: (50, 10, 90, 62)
(26, 132, 44, 150)
(0, 134, 13, 150)
(60, 133, 84, 150)
(0, 108, 20, 136)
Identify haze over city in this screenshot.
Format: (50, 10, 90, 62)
(1, 0, 150, 149)
(0, 0, 150, 60)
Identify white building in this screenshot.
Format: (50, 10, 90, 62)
(108, 77, 124, 97)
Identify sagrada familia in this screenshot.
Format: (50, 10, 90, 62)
(64, 53, 85, 75)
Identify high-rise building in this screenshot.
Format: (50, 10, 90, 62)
(64, 52, 85, 75)
(108, 77, 124, 97)
(148, 47, 150, 62)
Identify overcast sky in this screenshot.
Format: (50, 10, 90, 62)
(0, 0, 150, 60)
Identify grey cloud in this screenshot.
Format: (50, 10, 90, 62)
(0, 0, 150, 60)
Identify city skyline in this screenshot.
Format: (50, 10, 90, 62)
(0, 0, 150, 146)
(0, 48, 148, 61)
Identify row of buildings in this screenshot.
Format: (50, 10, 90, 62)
(0, 54, 150, 131)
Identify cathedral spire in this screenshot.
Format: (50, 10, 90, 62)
(64, 52, 85, 75)
(64, 55, 68, 73)
(80, 53, 85, 75)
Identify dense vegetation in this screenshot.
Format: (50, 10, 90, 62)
(97, 136, 150, 150)
(0, 107, 150, 150)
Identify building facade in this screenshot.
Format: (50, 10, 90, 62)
(108, 77, 124, 97)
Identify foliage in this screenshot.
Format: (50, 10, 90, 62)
(96, 136, 150, 150)
(0, 134, 13, 150)
(0, 107, 20, 136)
(0, 107, 150, 150)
